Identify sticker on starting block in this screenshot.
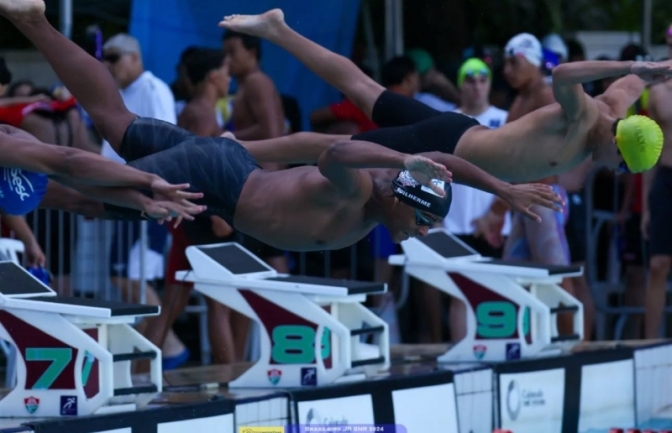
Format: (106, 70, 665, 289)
(286, 425, 407, 433)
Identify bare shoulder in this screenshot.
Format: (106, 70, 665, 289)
(244, 71, 278, 92)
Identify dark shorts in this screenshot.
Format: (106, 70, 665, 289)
(648, 166, 672, 256)
(565, 191, 587, 263)
(351, 90, 480, 154)
(243, 235, 285, 258)
(621, 213, 646, 266)
(104, 118, 260, 226)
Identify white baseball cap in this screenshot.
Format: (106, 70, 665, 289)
(505, 33, 542, 67)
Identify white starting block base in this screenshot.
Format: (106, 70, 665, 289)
(0, 261, 162, 418)
(389, 229, 584, 363)
(177, 242, 391, 388)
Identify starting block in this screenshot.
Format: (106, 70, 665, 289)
(177, 242, 390, 388)
(0, 261, 162, 417)
(389, 229, 584, 362)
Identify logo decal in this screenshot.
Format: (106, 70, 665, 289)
(473, 344, 487, 360)
(267, 368, 282, 385)
(24, 396, 39, 414)
(506, 380, 521, 421)
(420, 179, 445, 197)
(301, 367, 317, 386)
(4, 168, 35, 201)
(60, 395, 77, 416)
(396, 170, 419, 187)
(506, 343, 521, 360)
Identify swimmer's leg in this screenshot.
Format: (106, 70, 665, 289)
(235, 131, 349, 163)
(220, 10, 384, 119)
(0, 0, 135, 151)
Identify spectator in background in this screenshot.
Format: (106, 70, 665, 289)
(310, 64, 377, 135)
(541, 34, 568, 63)
(100, 33, 188, 368)
(642, 25, 672, 339)
(172, 46, 199, 117)
(431, 57, 510, 343)
(6, 79, 34, 97)
(222, 30, 289, 278)
(406, 48, 461, 105)
(389, 54, 455, 112)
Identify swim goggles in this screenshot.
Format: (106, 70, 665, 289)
(415, 209, 433, 226)
(463, 68, 489, 79)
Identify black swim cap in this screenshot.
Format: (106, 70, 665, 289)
(391, 170, 452, 218)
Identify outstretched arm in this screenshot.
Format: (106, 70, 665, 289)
(0, 126, 157, 187)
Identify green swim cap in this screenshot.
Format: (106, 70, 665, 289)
(457, 58, 491, 87)
(406, 49, 434, 75)
(616, 115, 664, 173)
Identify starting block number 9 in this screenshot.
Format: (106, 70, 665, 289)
(476, 301, 530, 339)
(271, 325, 331, 364)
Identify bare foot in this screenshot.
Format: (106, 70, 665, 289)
(218, 9, 285, 40)
(0, 0, 45, 22)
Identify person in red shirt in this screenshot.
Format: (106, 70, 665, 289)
(310, 64, 378, 133)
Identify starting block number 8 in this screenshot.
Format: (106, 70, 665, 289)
(271, 325, 331, 364)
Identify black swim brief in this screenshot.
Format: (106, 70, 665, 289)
(103, 117, 260, 226)
(351, 90, 480, 155)
(648, 166, 672, 256)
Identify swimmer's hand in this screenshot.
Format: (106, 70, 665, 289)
(630, 61, 672, 84)
(141, 200, 207, 228)
(403, 155, 452, 196)
(502, 183, 565, 223)
(150, 178, 204, 202)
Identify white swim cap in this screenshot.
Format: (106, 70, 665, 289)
(542, 33, 568, 61)
(505, 33, 542, 67)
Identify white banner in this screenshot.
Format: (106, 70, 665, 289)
(579, 360, 635, 432)
(297, 394, 375, 426)
(499, 368, 565, 433)
(392, 384, 459, 433)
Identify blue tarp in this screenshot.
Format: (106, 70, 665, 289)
(129, 0, 362, 130)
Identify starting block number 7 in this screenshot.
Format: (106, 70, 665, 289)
(26, 347, 94, 389)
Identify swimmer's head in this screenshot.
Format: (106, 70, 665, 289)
(611, 116, 664, 173)
(222, 30, 261, 78)
(103, 34, 143, 89)
(379, 170, 451, 242)
(504, 33, 543, 89)
(184, 48, 230, 98)
(458, 58, 492, 105)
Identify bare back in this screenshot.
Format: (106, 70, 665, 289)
(231, 71, 285, 137)
(456, 100, 599, 183)
(234, 166, 376, 251)
(649, 80, 672, 168)
(178, 98, 221, 137)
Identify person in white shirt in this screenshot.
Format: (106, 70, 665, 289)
(101, 33, 188, 369)
(425, 58, 510, 343)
